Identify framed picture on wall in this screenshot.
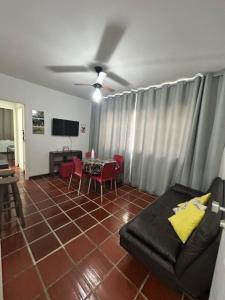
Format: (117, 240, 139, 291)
(32, 110, 45, 134)
(81, 124, 86, 133)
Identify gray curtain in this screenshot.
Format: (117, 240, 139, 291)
(0, 108, 14, 140)
(131, 72, 225, 194)
(174, 72, 225, 191)
(90, 72, 225, 195)
(89, 101, 102, 155)
(131, 76, 204, 194)
(89, 93, 136, 182)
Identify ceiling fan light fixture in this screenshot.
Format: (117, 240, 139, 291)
(96, 71, 106, 85)
(93, 88, 102, 103)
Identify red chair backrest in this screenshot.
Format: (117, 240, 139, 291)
(73, 157, 83, 177)
(85, 151, 91, 158)
(113, 155, 124, 172)
(101, 162, 117, 180)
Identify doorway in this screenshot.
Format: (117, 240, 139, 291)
(0, 100, 25, 173)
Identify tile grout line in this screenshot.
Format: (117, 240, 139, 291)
(31, 178, 133, 298)
(16, 216, 52, 300)
(2, 174, 154, 299)
(133, 272, 151, 300)
(29, 185, 114, 264)
(31, 178, 111, 262)
(27, 178, 88, 299)
(1, 186, 138, 261)
(2, 202, 114, 284)
(1, 187, 136, 260)
(1, 178, 136, 239)
(30, 193, 101, 298)
(89, 246, 138, 297)
(33, 176, 125, 236)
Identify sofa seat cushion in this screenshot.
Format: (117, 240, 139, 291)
(126, 189, 191, 264)
(127, 214, 181, 263)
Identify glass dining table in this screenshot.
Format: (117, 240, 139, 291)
(82, 158, 118, 175)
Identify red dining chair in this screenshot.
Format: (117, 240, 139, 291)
(68, 157, 89, 195)
(113, 154, 124, 177)
(88, 162, 117, 203)
(85, 151, 92, 159)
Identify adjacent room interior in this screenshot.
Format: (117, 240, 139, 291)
(0, 1, 225, 300)
(0, 100, 25, 172)
(0, 107, 15, 166)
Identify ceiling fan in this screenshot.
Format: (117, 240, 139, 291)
(48, 23, 130, 101)
(73, 65, 115, 102)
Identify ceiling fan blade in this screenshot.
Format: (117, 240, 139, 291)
(96, 71, 106, 85)
(73, 83, 93, 87)
(48, 66, 88, 73)
(95, 23, 126, 63)
(102, 86, 115, 92)
(107, 72, 130, 86)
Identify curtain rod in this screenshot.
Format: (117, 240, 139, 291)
(212, 68, 225, 77)
(104, 73, 204, 99)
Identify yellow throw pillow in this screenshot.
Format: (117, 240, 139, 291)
(197, 193, 211, 205)
(173, 199, 206, 214)
(177, 193, 211, 207)
(168, 203, 205, 243)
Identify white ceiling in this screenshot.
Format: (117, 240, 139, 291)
(0, 0, 225, 100)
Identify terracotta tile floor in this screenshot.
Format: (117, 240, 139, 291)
(0, 171, 193, 300)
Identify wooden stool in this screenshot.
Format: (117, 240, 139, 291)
(0, 169, 15, 178)
(0, 160, 9, 169)
(0, 176, 25, 229)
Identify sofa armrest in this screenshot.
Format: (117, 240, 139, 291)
(171, 184, 204, 198)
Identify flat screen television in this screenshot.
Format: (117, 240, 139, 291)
(52, 118, 79, 136)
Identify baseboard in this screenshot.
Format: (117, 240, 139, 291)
(29, 173, 50, 179)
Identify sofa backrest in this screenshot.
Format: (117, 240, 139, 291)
(175, 177, 224, 277)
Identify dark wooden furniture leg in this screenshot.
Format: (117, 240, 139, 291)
(12, 182, 25, 227)
(4, 185, 11, 221)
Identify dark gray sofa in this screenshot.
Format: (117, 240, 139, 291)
(119, 177, 224, 298)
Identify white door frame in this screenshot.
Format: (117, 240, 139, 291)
(0, 99, 26, 175)
(209, 202, 225, 300)
(14, 104, 26, 171)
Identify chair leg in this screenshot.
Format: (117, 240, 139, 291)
(110, 179, 112, 190)
(68, 173, 73, 190)
(6, 186, 11, 221)
(78, 178, 82, 196)
(94, 180, 96, 191)
(88, 177, 92, 193)
(12, 183, 25, 227)
(101, 184, 103, 204)
(114, 179, 117, 196)
(3, 185, 11, 221)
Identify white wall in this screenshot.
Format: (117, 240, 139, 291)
(0, 73, 91, 178)
(209, 228, 225, 300)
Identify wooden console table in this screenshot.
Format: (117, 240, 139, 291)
(49, 150, 82, 176)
